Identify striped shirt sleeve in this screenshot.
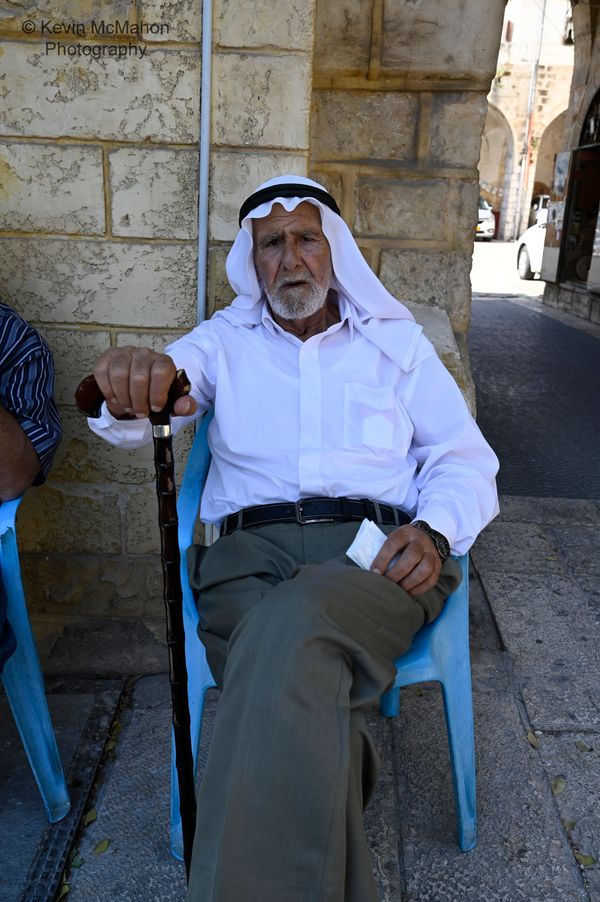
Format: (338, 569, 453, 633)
(0, 303, 62, 483)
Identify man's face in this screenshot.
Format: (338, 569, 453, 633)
(253, 202, 333, 320)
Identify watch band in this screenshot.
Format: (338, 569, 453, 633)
(411, 520, 451, 562)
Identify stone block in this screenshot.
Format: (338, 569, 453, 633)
(429, 93, 488, 168)
(537, 733, 600, 898)
(0, 0, 133, 36)
(51, 403, 194, 485)
(124, 484, 160, 553)
(0, 42, 200, 142)
(109, 147, 199, 239)
(207, 244, 235, 314)
(37, 326, 110, 405)
(454, 179, 480, 243)
(0, 238, 198, 329)
(307, 169, 344, 207)
(42, 617, 168, 675)
(395, 688, 588, 900)
(311, 91, 418, 161)
(209, 150, 307, 241)
(355, 178, 449, 240)
(212, 52, 311, 150)
(313, 0, 370, 78)
(402, 301, 475, 412)
(21, 552, 162, 619)
(215, 0, 314, 50)
(381, 0, 505, 79)
(140, 0, 201, 42)
(52, 405, 155, 485)
(379, 250, 471, 332)
(0, 142, 104, 234)
(17, 484, 122, 553)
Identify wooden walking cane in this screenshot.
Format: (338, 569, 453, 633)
(75, 371, 198, 879)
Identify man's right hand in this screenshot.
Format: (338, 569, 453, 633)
(94, 347, 197, 420)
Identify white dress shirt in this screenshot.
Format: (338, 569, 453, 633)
(88, 295, 499, 554)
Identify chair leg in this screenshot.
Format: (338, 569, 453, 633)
(441, 675, 477, 851)
(380, 684, 401, 718)
(2, 632, 70, 823)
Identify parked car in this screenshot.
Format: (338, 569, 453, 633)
(528, 193, 550, 227)
(516, 217, 547, 279)
(475, 196, 495, 241)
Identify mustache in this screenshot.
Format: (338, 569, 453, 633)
(274, 272, 316, 290)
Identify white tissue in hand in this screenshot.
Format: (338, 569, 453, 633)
(346, 519, 387, 569)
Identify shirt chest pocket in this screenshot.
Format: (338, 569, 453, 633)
(343, 382, 411, 453)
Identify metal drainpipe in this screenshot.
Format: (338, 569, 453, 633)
(196, 0, 213, 325)
(512, 0, 547, 239)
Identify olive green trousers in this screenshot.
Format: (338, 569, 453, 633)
(186, 521, 462, 902)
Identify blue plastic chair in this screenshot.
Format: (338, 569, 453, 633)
(380, 553, 476, 851)
(170, 411, 476, 857)
(0, 496, 70, 823)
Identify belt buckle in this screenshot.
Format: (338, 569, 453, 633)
(295, 499, 333, 525)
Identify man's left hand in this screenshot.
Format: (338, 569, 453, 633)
(369, 525, 441, 597)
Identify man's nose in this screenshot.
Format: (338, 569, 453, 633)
(282, 239, 301, 269)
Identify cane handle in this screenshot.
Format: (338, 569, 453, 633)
(74, 369, 192, 421)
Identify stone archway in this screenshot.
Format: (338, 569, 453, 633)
(528, 110, 567, 223)
(478, 104, 514, 239)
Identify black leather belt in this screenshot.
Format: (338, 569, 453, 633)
(219, 497, 411, 538)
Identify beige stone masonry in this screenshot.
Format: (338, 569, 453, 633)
(311, 91, 418, 161)
(355, 178, 450, 240)
(109, 147, 199, 239)
(0, 0, 134, 36)
(0, 42, 200, 142)
(313, 0, 371, 78)
(0, 142, 105, 234)
(51, 404, 192, 486)
(0, 238, 198, 328)
(207, 245, 235, 314)
(381, 0, 505, 79)
(209, 150, 307, 241)
(21, 553, 162, 620)
(215, 0, 314, 51)
(429, 93, 488, 168)
(39, 326, 111, 405)
(18, 485, 123, 554)
(140, 0, 201, 42)
(212, 52, 312, 150)
(379, 250, 472, 333)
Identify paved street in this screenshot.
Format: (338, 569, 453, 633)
(2, 240, 599, 901)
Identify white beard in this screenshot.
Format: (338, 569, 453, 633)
(264, 273, 330, 320)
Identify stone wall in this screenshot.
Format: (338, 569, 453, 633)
(0, 0, 202, 670)
(0, 0, 509, 674)
(309, 0, 506, 399)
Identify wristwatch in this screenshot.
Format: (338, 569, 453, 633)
(411, 520, 451, 562)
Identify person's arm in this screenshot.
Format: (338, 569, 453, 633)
(0, 402, 43, 500)
(370, 347, 499, 595)
(0, 326, 62, 499)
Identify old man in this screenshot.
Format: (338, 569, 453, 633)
(88, 175, 499, 901)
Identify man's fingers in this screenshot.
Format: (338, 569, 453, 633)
(370, 526, 411, 574)
(92, 347, 179, 418)
(94, 349, 131, 411)
(398, 555, 441, 596)
(148, 355, 178, 413)
(173, 395, 197, 417)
